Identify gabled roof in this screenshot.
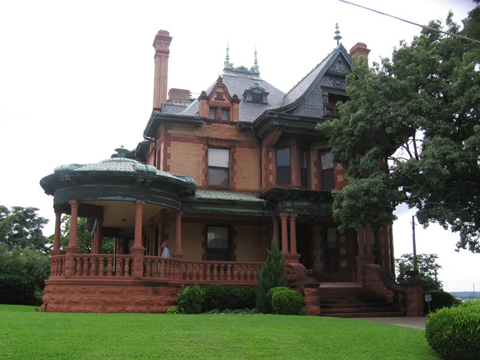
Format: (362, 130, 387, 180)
(278, 44, 352, 111)
(181, 69, 285, 122)
(174, 44, 351, 124)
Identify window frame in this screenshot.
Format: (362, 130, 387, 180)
(318, 150, 335, 190)
(325, 226, 339, 272)
(206, 225, 231, 261)
(276, 147, 291, 186)
(207, 147, 230, 188)
(299, 148, 309, 188)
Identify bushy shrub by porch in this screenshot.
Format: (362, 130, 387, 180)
(266, 286, 289, 312)
(204, 284, 256, 311)
(177, 284, 205, 314)
(0, 274, 40, 306)
(255, 240, 288, 313)
(424, 290, 461, 313)
(425, 301, 480, 360)
(271, 289, 303, 315)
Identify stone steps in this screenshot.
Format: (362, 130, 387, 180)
(318, 283, 405, 318)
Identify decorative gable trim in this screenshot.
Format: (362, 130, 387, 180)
(198, 76, 240, 121)
(273, 45, 352, 114)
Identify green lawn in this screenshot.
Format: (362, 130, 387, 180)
(0, 305, 437, 359)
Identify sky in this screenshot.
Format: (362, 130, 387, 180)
(0, 0, 478, 291)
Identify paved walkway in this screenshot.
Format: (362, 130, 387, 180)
(351, 317, 426, 329)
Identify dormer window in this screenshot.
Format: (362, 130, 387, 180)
(209, 107, 217, 119)
(243, 83, 269, 104)
(208, 107, 230, 121)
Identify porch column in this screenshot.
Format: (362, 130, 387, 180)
(131, 200, 145, 279)
(65, 200, 80, 277)
(95, 218, 103, 254)
(365, 224, 373, 256)
(173, 211, 184, 259)
(272, 217, 279, 249)
(67, 200, 80, 249)
(50, 210, 62, 255)
(285, 213, 300, 263)
(133, 201, 145, 249)
(279, 213, 289, 255)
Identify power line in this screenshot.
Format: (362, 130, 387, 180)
(338, 0, 480, 45)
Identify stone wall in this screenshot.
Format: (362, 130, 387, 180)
(42, 282, 181, 313)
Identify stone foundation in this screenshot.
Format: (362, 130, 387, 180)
(41, 281, 181, 313)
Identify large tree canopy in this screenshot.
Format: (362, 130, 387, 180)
(0, 205, 50, 253)
(317, 7, 480, 252)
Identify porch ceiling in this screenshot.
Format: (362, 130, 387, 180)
(82, 200, 164, 228)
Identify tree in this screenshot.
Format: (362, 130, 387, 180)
(0, 205, 50, 253)
(317, 6, 480, 252)
(0, 244, 50, 305)
(59, 215, 114, 254)
(255, 240, 288, 313)
(396, 253, 442, 292)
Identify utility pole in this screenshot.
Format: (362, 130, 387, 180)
(411, 215, 417, 271)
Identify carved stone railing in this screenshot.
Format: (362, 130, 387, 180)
(181, 261, 264, 285)
(144, 256, 182, 280)
(70, 254, 134, 277)
(364, 264, 405, 308)
(50, 255, 66, 277)
(48, 255, 263, 285)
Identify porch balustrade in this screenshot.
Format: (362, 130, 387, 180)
(182, 261, 264, 284)
(48, 255, 263, 285)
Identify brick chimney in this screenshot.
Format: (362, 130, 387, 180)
(349, 42, 370, 59)
(153, 30, 172, 109)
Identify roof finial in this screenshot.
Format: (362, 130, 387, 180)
(252, 46, 259, 73)
(334, 23, 342, 46)
(224, 42, 231, 69)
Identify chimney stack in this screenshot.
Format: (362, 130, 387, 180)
(153, 30, 172, 109)
(349, 42, 370, 59)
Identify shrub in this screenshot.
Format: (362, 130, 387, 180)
(460, 300, 480, 310)
(266, 286, 289, 312)
(177, 284, 205, 314)
(424, 290, 460, 313)
(256, 240, 288, 313)
(0, 244, 49, 305)
(204, 285, 256, 311)
(0, 274, 39, 305)
(271, 289, 303, 315)
(425, 304, 480, 360)
(165, 305, 180, 314)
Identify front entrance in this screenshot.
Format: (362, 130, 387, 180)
(296, 225, 312, 269)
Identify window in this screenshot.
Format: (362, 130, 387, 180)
(300, 149, 309, 187)
(221, 109, 230, 121)
(276, 147, 291, 185)
(208, 148, 230, 186)
(243, 83, 269, 104)
(207, 226, 230, 261)
(209, 107, 217, 120)
(319, 150, 334, 190)
(326, 227, 338, 271)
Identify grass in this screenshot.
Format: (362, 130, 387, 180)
(0, 305, 437, 359)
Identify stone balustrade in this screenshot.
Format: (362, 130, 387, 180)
(47, 255, 263, 286)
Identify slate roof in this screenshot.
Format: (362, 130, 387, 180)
(281, 45, 349, 109)
(195, 190, 265, 203)
(180, 45, 351, 122)
(182, 69, 285, 123)
(162, 104, 188, 114)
